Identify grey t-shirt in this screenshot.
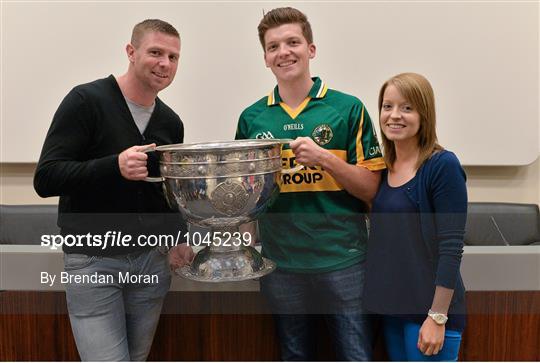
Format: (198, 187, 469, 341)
(125, 97, 155, 134)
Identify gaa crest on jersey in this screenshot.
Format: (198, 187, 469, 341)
(312, 124, 333, 146)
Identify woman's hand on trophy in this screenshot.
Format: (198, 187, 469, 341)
(168, 244, 195, 270)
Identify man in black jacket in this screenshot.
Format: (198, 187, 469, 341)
(34, 19, 193, 361)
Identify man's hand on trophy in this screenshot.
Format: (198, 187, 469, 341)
(168, 244, 195, 271)
(289, 137, 329, 167)
(118, 143, 156, 180)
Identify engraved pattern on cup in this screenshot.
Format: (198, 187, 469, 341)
(210, 181, 249, 216)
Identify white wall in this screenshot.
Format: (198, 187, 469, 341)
(1, 1, 538, 165)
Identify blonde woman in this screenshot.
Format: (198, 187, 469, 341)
(364, 73, 467, 361)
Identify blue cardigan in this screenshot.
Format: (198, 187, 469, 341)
(408, 150, 467, 296)
(365, 150, 467, 325)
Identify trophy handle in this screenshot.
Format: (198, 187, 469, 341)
(144, 176, 165, 182)
(275, 139, 305, 174)
(139, 144, 157, 153)
(140, 144, 166, 182)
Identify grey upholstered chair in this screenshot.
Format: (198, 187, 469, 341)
(0, 204, 59, 245)
(464, 202, 540, 246)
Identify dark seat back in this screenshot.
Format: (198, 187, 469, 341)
(464, 202, 540, 246)
(0, 204, 59, 245)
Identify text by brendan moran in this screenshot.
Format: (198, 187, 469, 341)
(40, 272, 158, 286)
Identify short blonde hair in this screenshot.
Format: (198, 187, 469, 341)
(131, 19, 179, 47)
(378, 72, 443, 169)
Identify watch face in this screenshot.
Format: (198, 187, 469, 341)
(429, 311, 448, 325)
(434, 315, 446, 324)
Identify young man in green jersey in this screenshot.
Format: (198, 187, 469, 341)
(235, 7, 385, 361)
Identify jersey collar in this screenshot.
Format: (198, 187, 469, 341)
(267, 77, 328, 106)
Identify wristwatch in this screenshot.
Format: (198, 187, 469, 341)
(428, 309, 448, 325)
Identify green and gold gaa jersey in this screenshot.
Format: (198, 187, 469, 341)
(235, 77, 385, 273)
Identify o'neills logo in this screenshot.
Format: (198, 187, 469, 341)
(283, 123, 304, 131)
(312, 124, 333, 146)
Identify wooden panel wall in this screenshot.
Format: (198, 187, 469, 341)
(1, 291, 539, 361)
(460, 292, 540, 361)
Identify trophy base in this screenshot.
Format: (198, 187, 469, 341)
(176, 245, 276, 282)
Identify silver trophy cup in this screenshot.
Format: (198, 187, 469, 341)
(144, 140, 300, 282)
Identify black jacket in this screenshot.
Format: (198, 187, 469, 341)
(34, 75, 186, 256)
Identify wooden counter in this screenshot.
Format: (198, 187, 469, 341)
(1, 245, 539, 360)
